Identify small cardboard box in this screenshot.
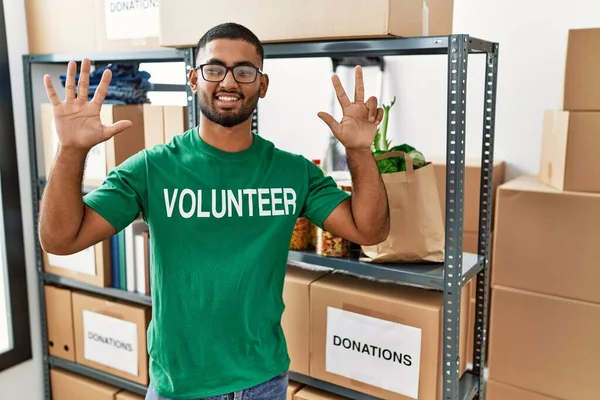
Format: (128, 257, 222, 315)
(487, 380, 556, 400)
(563, 28, 600, 111)
(72, 292, 151, 385)
(309, 273, 469, 400)
(41, 103, 147, 188)
(294, 386, 347, 400)
(432, 158, 506, 234)
(159, 0, 454, 48)
(143, 104, 167, 150)
(50, 369, 120, 400)
(44, 285, 75, 361)
(163, 106, 187, 143)
(492, 175, 600, 303)
(287, 381, 304, 400)
(116, 391, 145, 400)
(539, 110, 600, 193)
(282, 265, 329, 375)
(43, 240, 111, 288)
(488, 286, 600, 400)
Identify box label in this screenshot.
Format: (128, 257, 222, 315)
(326, 307, 422, 398)
(47, 247, 96, 276)
(83, 310, 138, 376)
(104, 0, 160, 40)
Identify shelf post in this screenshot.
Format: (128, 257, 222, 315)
(23, 54, 52, 400)
(443, 34, 469, 400)
(473, 42, 500, 400)
(184, 48, 199, 129)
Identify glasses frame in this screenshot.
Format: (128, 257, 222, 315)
(196, 63, 263, 84)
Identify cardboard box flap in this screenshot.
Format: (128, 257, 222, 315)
(116, 391, 145, 400)
(500, 174, 600, 196)
(286, 265, 329, 284)
(487, 380, 558, 400)
(294, 386, 348, 400)
(313, 272, 443, 311)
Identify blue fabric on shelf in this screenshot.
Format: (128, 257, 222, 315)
(60, 63, 153, 104)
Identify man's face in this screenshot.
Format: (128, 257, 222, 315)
(190, 39, 268, 128)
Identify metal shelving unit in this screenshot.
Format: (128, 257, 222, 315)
(23, 48, 197, 400)
(27, 34, 498, 400)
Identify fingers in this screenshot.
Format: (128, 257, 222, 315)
(331, 74, 351, 109)
(366, 96, 378, 122)
(92, 69, 112, 106)
(77, 58, 91, 100)
(354, 65, 364, 103)
(375, 107, 384, 125)
(102, 120, 133, 140)
(43, 75, 61, 106)
(317, 112, 340, 135)
(64, 61, 77, 101)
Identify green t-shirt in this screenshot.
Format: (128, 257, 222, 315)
(82, 127, 350, 398)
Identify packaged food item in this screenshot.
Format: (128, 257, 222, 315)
(310, 223, 319, 248)
(316, 228, 350, 257)
(290, 217, 311, 250)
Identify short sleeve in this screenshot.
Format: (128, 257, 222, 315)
(82, 150, 147, 232)
(300, 158, 351, 228)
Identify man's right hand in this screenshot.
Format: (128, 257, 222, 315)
(44, 58, 133, 151)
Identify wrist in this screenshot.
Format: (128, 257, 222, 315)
(58, 144, 90, 160)
(345, 147, 373, 158)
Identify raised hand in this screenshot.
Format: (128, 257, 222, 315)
(44, 58, 133, 151)
(317, 65, 384, 150)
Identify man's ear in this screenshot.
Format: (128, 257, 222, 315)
(259, 74, 269, 98)
(188, 68, 198, 94)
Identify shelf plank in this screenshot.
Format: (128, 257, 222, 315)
(43, 273, 152, 306)
(288, 250, 482, 290)
(263, 36, 452, 58)
(27, 49, 187, 63)
(289, 371, 479, 400)
(48, 357, 147, 396)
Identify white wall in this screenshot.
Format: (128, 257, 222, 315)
(0, 0, 43, 398)
(259, 0, 600, 180)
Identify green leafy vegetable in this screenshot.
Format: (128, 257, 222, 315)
(371, 96, 429, 174)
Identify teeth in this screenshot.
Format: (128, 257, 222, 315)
(217, 96, 238, 101)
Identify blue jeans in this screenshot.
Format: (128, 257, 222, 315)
(145, 371, 288, 400)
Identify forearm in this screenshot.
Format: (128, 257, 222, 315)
(346, 148, 390, 242)
(39, 146, 88, 253)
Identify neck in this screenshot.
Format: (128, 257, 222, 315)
(198, 115, 254, 152)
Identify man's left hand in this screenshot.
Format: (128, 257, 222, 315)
(318, 65, 384, 150)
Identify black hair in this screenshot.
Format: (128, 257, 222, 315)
(196, 22, 264, 65)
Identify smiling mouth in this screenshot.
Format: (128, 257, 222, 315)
(214, 93, 242, 104)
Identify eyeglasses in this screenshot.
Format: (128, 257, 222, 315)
(196, 63, 263, 83)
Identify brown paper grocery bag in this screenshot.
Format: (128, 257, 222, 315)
(361, 151, 445, 263)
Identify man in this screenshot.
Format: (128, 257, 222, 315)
(40, 22, 389, 400)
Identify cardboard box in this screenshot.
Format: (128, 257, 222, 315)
(294, 386, 347, 400)
(143, 105, 166, 149)
(287, 381, 304, 400)
(492, 175, 600, 303)
(282, 265, 329, 375)
(309, 273, 469, 400)
(25, 0, 96, 54)
(43, 240, 111, 288)
(72, 292, 151, 385)
(466, 298, 475, 366)
(26, 0, 162, 54)
(488, 286, 600, 400)
(44, 285, 75, 361)
(163, 106, 188, 143)
(487, 380, 556, 400)
(159, 0, 454, 48)
(116, 391, 145, 400)
(41, 103, 147, 188)
(50, 369, 120, 400)
(432, 158, 506, 234)
(539, 109, 600, 192)
(564, 28, 600, 111)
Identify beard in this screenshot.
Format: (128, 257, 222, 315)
(198, 88, 260, 128)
